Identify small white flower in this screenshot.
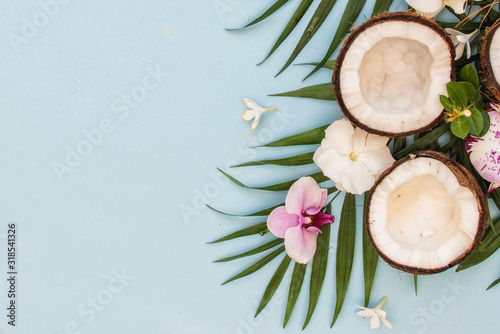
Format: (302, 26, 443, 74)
(406, 0, 466, 17)
(241, 98, 278, 131)
(356, 297, 393, 329)
(313, 119, 395, 195)
(445, 28, 478, 60)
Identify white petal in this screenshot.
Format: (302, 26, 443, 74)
(242, 109, 256, 121)
(380, 316, 393, 329)
(322, 119, 355, 155)
(313, 147, 354, 185)
(444, 0, 467, 14)
(341, 163, 376, 195)
(356, 309, 376, 318)
(406, 0, 443, 13)
(445, 28, 461, 44)
(369, 315, 381, 329)
(242, 98, 263, 111)
(359, 147, 395, 175)
(465, 41, 471, 59)
(250, 114, 261, 130)
(455, 42, 465, 60)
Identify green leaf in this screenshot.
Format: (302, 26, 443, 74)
(459, 81, 477, 102)
(477, 109, 491, 137)
(440, 95, 454, 112)
(218, 168, 329, 191)
(467, 107, 484, 136)
(229, 0, 291, 30)
(457, 217, 500, 271)
(270, 83, 335, 100)
(392, 137, 406, 156)
(413, 274, 418, 296)
(447, 81, 468, 108)
(331, 193, 356, 327)
(362, 192, 378, 307)
(303, 223, 331, 329)
(231, 152, 315, 167)
(455, 140, 486, 192)
(393, 123, 450, 159)
(258, 0, 314, 65)
(283, 262, 307, 327)
(451, 116, 470, 139)
(215, 238, 284, 262)
(298, 60, 336, 70)
(222, 246, 286, 285)
(490, 188, 500, 214)
(262, 124, 329, 147)
(460, 64, 480, 88)
(208, 222, 268, 243)
(487, 277, 500, 291)
(276, 0, 338, 77)
(305, 0, 367, 80)
(371, 0, 394, 16)
(255, 255, 292, 316)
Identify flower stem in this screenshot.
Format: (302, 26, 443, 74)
(376, 296, 388, 309)
(263, 107, 278, 113)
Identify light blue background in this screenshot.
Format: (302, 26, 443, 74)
(0, 0, 498, 333)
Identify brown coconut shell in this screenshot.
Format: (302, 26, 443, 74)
(365, 151, 488, 275)
(481, 19, 500, 101)
(333, 12, 456, 138)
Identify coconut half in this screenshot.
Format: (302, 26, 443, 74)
(333, 12, 455, 137)
(482, 19, 500, 100)
(366, 151, 488, 274)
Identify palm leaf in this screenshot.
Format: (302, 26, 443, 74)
(231, 151, 315, 167)
(303, 222, 331, 329)
(331, 193, 356, 327)
(276, 0, 338, 77)
(208, 222, 268, 244)
(393, 123, 450, 159)
(207, 203, 282, 217)
(305, 0, 367, 80)
(270, 83, 335, 100)
(259, 0, 315, 65)
(362, 192, 378, 307)
(413, 274, 418, 296)
(222, 245, 286, 285)
(298, 60, 336, 70)
(261, 124, 329, 147)
(232, 0, 291, 30)
(255, 255, 292, 316)
(371, 0, 394, 16)
(215, 238, 284, 262)
(487, 277, 500, 291)
(283, 262, 307, 327)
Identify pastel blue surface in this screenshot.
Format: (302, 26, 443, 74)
(0, 0, 498, 333)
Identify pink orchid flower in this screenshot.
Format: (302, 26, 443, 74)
(267, 177, 334, 264)
(466, 103, 500, 194)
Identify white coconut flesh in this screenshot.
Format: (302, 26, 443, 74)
(369, 157, 479, 270)
(488, 25, 500, 85)
(339, 21, 452, 134)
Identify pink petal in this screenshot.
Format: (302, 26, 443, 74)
(312, 211, 334, 228)
(285, 177, 327, 216)
(284, 225, 317, 264)
(487, 182, 500, 195)
(267, 206, 299, 238)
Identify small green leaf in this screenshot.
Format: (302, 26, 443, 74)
(440, 95, 454, 112)
(467, 107, 484, 136)
(487, 277, 500, 291)
(303, 223, 331, 329)
(447, 81, 468, 108)
(283, 262, 307, 327)
(222, 246, 286, 285)
(393, 123, 450, 159)
(476, 97, 487, 110)
(459, 81, 477, 102)
(451, 116, 470, 139)
(371, 0, 394, 16)
(255, 255, 292, 316)
(362, 192, 378, 307)
(270, 83, 335, 100)
(231, 151, 315, 167)
(215, 238, 284, 262)
(208, 222, 268, 243)
(477, 110, 491, 137)
(261, 124, 329, 147)
(460, 64, 480, 88)
(331, 193, 356, 327)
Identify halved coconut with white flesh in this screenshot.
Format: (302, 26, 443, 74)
(482, 19, 500, 100)
(333, 12, 456, 137)
(366, 151, 488, 274)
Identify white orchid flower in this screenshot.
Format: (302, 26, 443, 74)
(241, 98, 278, 131)
(406, 0, 466, 17)
(356, 297, 393, 329)
(313, 119, 395, 195)
(445, 28, 478, 60)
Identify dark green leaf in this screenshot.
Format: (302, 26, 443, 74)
(228, 0, 291, 30)
(460, 64, 480, 88)
(276, 0, 338, 76)
(467, 107, 484, 136)
(413, 274, 418, 296)
(255, 255, 292, 316)
(455, 140, 486, 192)
(362, 192, 378, 307)
(305, 0, 367, 80)
(331, 193, 356, 327)
(222, 246, 286, 285)
(437, 136, 459, 154)
(447, 81, 468, 108)
(215, 238, 284, 262)
(270, 83, 335, 100)
(477, 109, 491, 137)
(231, 152, 315, 167)
(208, 222, 268, 243)
(371, 0, 394, 16)
(262, 124, 329, 147)
(258, 0, 314, 65)
(490, 188, 500, 214)
(392, 137, 407, 156)
(487, 277, 500, 291)
(303, 223, 331, 329)
(457, 217, 500, 271)
(440, 95, 454, 112)
(393, 123, 450, 159)
(298, 60, 336, 70)
(451, 116, 470, 139)
(283, 263, 307, 327)
(459, 81, 477, 102)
